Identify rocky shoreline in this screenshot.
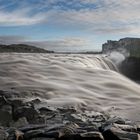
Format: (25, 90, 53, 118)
(0, 90, 140, 140)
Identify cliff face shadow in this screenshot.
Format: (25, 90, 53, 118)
(119, 57, 140, 81)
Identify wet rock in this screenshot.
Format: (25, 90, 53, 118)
(10, 117, 29, 128)
(39, 107, 57, 115)
(84, 111, 107, 123)
(15, 130, 24, 140)
(31, 115, 46, 124)
(24, 129, 59, 139)
(0, 95, 9, 106)
(58, 123, 79, 137)
(30, 98, 42, 105)
(137, 125, 140, 133)
(70, 114, 87, 123)
(30, 138, 55, 140)
(103, 126, 140, 140)
(99, 117, 126, 132)
(119, 57, 140, 80)
(24, 129, 45, 139)
(0, 105, 13, 126)
(8, 98, 26, 107)
(0, 90, 12, 98)
(46, 113, 63, 127)
(19, 124, 48, 133)
(0, 128, 9, 140)
(106, 117, 125, 124)
(39, 107, 53, 112)
(13, 106, 39, 122)
(80, 132, 104, 140)
(6, 127, 19, 140)
(113, 123, 137, 132)
(0, 90, 21, 99)
(58, 107, 77, 114)
(59, 134, 81, 140)
(64, 111, 107, 128)
(42, 131, 60, 138)
(0, 89, 139, 140)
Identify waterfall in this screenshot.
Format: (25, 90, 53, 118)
(0, 53, 140, 121)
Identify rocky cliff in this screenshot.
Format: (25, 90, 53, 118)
(0, 44, 54, 53)
(102, 38, 140, 81)
(102, 38, 140, 57)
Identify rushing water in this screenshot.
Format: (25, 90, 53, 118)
(0, 53, 140, 122)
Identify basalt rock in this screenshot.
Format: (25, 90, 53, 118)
(0, 105, 13, 126)
(102, 37, 140, 58)
(80, 132, 104, 140)
(119, 57, 140, 80)
(10, 117, 29, 128)
(0, 90, 140, 140)
(103, 127, 140, 140)
(30, 138, 55, 140)
(13, 106, 39, 122)
(0, 128, 9, 140)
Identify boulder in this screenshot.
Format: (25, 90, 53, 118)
(0, 128, 9, 140)
(0, 105, 13, 126)
(80, 132, 104, 140)
(13, 106, 39, 122)
(10, 117, 29, 128)
(30, 138, 55, 140)
(103, 126, 140, 140)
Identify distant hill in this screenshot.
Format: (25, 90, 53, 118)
(102, 37, 140, 57)
(0, 44, 54, 53)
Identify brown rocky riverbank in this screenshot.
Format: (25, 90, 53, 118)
(0, 90, 140, 140)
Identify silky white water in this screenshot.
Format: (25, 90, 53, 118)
(0, 53, 140, 121)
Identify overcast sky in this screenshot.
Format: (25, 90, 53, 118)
(0, 0, 140, 51)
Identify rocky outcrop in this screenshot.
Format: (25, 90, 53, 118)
(0, 44, 54, 53)
(102, 38, 140, 57)
(119, 57, 140, 81)
(1, 90, 140, 140)
(102, 38, 140, 80)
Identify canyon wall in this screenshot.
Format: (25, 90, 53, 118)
(102, 38, 140, 81)
(102, 37, 140, 57)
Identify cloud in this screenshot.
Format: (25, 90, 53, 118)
(0, 35, 27, 44)
(0, 0, 59, 26)
(0, 5, 46, 26)
(0, 0, 140, 35)
(0, 36, 93, 52)
(26, 37, 93, 52)
(44, 0, 140, 34)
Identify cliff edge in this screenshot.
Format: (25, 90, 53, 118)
(102, 37, 140, 57)
(102, 38, 140, 81)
